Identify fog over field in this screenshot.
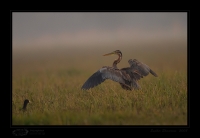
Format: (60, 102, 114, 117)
(13, 12, 187, 49)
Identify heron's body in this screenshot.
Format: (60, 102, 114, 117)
(81, 50, 157, 91)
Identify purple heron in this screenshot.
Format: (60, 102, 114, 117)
(81, 50, 158, 91)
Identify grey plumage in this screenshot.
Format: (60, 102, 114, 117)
(128, 59, 158, 77)
(81, 67, 132, 90)
(81, 50, 158, 91)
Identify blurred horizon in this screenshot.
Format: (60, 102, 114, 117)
(12, 12, 187, 51)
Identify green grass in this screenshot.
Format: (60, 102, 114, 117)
(12, 40, 187, 125)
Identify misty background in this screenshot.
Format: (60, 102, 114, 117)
(13, 12, 187, 50)
(12, 12, 187, 73)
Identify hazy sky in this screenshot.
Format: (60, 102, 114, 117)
(12, 12, 187, 48)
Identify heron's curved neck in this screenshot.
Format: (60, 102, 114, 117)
(113, 54, 122, 68)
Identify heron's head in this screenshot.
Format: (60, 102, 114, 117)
(103, 50, 122, 57)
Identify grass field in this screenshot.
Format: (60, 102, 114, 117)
(12, 39, 187, 125)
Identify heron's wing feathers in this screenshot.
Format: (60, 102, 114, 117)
(128, 59, 158, 77)
(81, 67, 131, 90)
(149, 69, 158, 77)
(81, 59, 157, 90)
(121, 67, 141, 89)
(120, 58, 158, 90)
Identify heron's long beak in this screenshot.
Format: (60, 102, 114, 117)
(103, 51, 115, 56)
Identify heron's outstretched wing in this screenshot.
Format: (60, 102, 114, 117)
(128, 59, 158, 78)
(118, 59, 157, 90)
(81, 66, 131, 90)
